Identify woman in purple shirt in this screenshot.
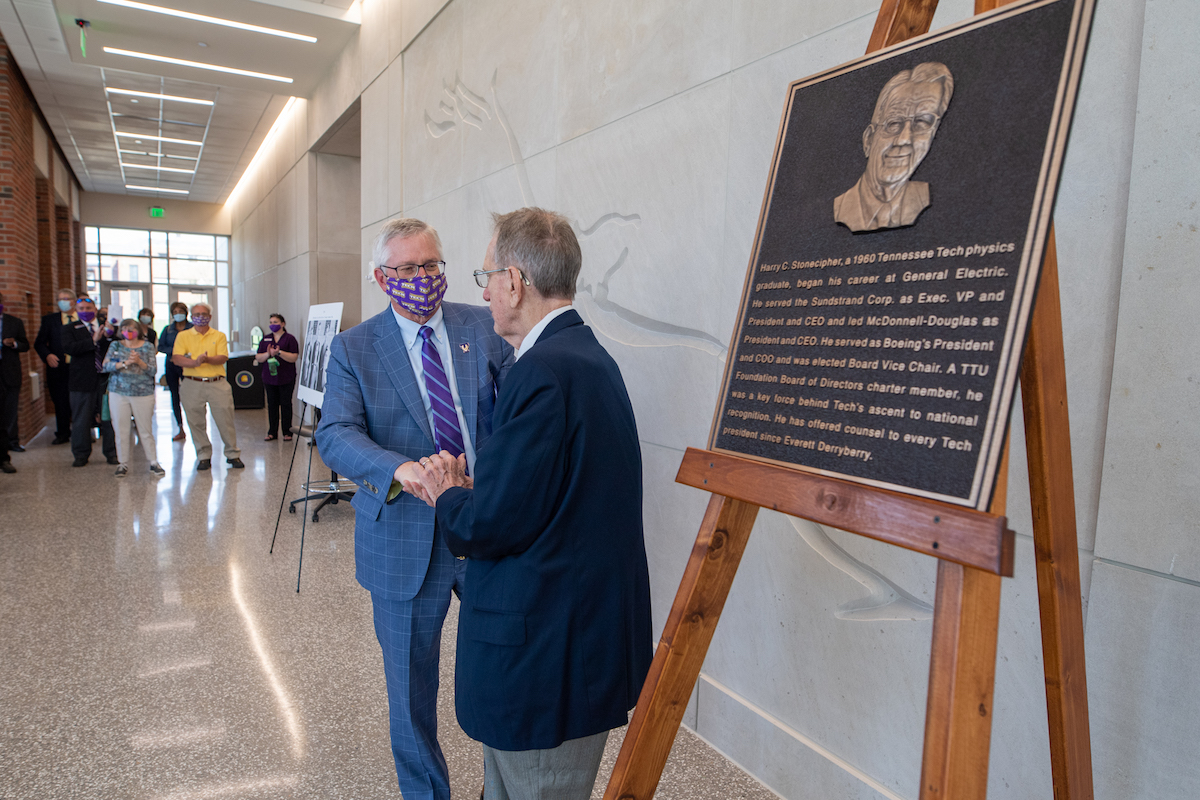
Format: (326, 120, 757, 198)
(255, 313, 300, 440)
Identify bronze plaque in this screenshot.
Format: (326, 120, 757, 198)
(710, 0, 1095, 509)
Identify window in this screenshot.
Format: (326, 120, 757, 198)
(87, 226, 231, 337)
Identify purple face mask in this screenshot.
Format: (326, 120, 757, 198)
(0, 304, 5, 315)
(384, 274, 448, 318)
(78, 310, 96, 323)
(269, 323, 282, 333)
(122, 330, 138, 340)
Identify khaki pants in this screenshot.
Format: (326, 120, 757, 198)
(110, 392, 157, 467)
(180, 378, 240, 460)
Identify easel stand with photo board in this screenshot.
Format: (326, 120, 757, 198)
(601, 1, 1094, 798)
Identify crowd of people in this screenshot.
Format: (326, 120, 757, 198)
(0, 291, 301, 476)
(4, 206, 651, 800)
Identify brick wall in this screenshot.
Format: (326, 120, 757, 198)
(0, 35, 81, 445)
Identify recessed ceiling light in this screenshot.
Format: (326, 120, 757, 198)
(130, 98, 139, 103)
(103, 47, 294, 84)
(126, 184, 189, 195)
(97, 0, 317, 43)
(198, 42, 207, 47)
(107, 88, 214, 106)
(115, 131, 204, 146)
(122, 163, 196, 174)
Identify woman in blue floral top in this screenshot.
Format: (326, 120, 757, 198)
(102, 319, 165, 478)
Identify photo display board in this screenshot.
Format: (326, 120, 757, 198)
(710, 0, 1095, 509)
(298, 302, 344, 409)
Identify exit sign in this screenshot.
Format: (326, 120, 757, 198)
(149, 207, 165, 218)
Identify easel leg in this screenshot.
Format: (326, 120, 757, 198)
(1019, 229, 1095, 799)
(271, 401, 308, 554)
(602, 495, 759, 800)
(919, 561, 1003, 800)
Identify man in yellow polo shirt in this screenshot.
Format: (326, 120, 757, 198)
(172, 303, 243, 471)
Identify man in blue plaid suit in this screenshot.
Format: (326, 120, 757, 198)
(318, 218, 513, 800)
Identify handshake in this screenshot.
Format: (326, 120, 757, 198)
(394, 451, 472, 507)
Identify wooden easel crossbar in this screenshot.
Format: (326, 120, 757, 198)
(601, 1, 1094, 798)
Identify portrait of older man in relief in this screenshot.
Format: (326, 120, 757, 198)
(834, 62, 954, 232)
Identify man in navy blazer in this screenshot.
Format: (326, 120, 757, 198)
(317, 218, 512, 800)
(413, 208, 652, 800)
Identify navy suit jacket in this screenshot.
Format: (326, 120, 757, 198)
(436, 309, 653, 751)
(317, 302, 512, 601)
(0, 314, 30, 388)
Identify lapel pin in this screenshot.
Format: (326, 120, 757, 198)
(460, 343, 470, 353)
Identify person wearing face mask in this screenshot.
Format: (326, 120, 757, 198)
(62, 297, 118, 467)
(172, 303, 242, 471)
(0, 291, 29, 467)
(316, 218, 513, 800)
(137, 308, 158, 348)
(254, 313, 299, 441)
(102, 319, 165, 478)
(34, 288, 80, 445)
(158, 302, 192, 442)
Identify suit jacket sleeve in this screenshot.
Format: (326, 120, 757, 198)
(34, 316, 55, 361)
(316, 333, 411, 504)
(437, 357, 568, 561)
(6, 317, 29, 353)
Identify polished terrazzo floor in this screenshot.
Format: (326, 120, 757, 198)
(0, 390, 777, 800)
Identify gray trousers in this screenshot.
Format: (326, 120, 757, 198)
(483, 730, 609, 800)
(180, 378, 240, 460)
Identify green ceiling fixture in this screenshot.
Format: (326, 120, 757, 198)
(75, 19, 90, 58)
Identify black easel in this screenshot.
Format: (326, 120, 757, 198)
(269, 402, 355, 592)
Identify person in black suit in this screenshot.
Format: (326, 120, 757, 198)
(63, 297, 117, 467)
(0, 291, 29, 470)
(0, 291, 30, 450)
(412, 208, 652, 800)
(34, 288, 80, 445)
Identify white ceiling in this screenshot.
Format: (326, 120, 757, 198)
(0, 0, 359, 203)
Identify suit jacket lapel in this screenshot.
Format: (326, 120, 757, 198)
(444, 307, 480, 447)
(372, 310, 434, 446)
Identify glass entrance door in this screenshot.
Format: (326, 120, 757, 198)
(102, 284, 152, 327)
(172, 287, 216, 330)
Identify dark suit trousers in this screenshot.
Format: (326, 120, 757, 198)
(70, 389, 116, 461)
(47, 365, 72, 438)
(0, 379, 17, 444)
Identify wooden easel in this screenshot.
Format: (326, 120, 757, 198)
(601, 1, 1094, 798)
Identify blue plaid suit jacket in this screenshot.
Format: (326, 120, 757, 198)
(317, 302, 513, 600)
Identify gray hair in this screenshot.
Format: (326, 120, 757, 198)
(491, 208, 581, 301)
(371, 218, 443, 269)
(191, 302, 212, 315)
(871, 62, 954, 123)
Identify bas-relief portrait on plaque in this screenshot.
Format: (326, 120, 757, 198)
(711, 0, 1095, 509)
(833, 63, 953, 233)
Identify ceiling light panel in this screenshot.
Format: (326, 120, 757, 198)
(103, 48, 294, 84)
(125, 184, 190, 194)
(121, 163, 197, 174)
(114, 131, 204, 146)
(106, 88, 215, 106)
(96, 0, 318, 42)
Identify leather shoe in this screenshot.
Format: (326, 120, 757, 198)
(52, 436, 70, 445)
(72, 457, 88, 467)
(197, 459, 211, 471)
(0, 460, 15, 474)
(10, 444, 25, 452)
(226, 458, 245, 469)
(107, 456, 120, 465)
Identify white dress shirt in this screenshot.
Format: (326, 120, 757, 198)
(514, 305, 574, 362)
(390, 305, 477, 472)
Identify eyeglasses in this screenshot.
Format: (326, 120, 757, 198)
(379, 261, 445, 280)
(473, 266, 530, 289)
(876, 113, 939, 136)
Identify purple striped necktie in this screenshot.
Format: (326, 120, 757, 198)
(419, 326, 465, 459)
